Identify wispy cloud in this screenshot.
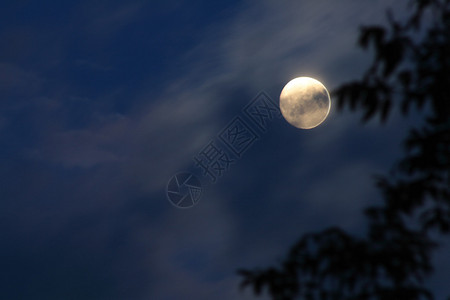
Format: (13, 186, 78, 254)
(0, 62, 44, 94)
(4, 0, 436, 299)
(80, 1, 147, 36)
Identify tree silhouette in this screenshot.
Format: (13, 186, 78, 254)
(239, 0, 450, 299)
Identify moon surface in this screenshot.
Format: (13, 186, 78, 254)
(279, 77, 331, 129)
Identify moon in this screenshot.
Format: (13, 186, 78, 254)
(279, 77, 331, 129)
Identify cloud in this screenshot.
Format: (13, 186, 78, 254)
(5, 0, 445, 299)
(30, 127, 124, 168)
(80, 1, 147, 36)
(29, 0, 400, 177)
(0, 62, 44, 94)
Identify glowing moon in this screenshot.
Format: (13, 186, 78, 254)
(279, 77, 331, 129)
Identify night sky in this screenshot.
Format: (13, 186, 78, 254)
(1, 1, 448, 299)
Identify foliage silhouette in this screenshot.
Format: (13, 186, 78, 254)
(239, 0, 450, 299)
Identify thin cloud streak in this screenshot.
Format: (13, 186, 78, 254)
(2, 0, 441, 299)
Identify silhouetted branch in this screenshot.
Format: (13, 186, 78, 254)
(239, 0, 450, 299)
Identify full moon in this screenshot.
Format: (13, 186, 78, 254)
(279, 77, 331, 129)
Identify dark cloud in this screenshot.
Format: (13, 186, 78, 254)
(0, 0, 448, 299)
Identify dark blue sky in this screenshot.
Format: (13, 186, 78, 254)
(1, 1, 448, 299)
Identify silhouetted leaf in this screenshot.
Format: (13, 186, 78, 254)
(380, 99, 391, 122)
(382, 40, 405, 76)
(359, 26, 386, 49)
(239, 1, 450, 298)
(398, 70, 412, 87)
